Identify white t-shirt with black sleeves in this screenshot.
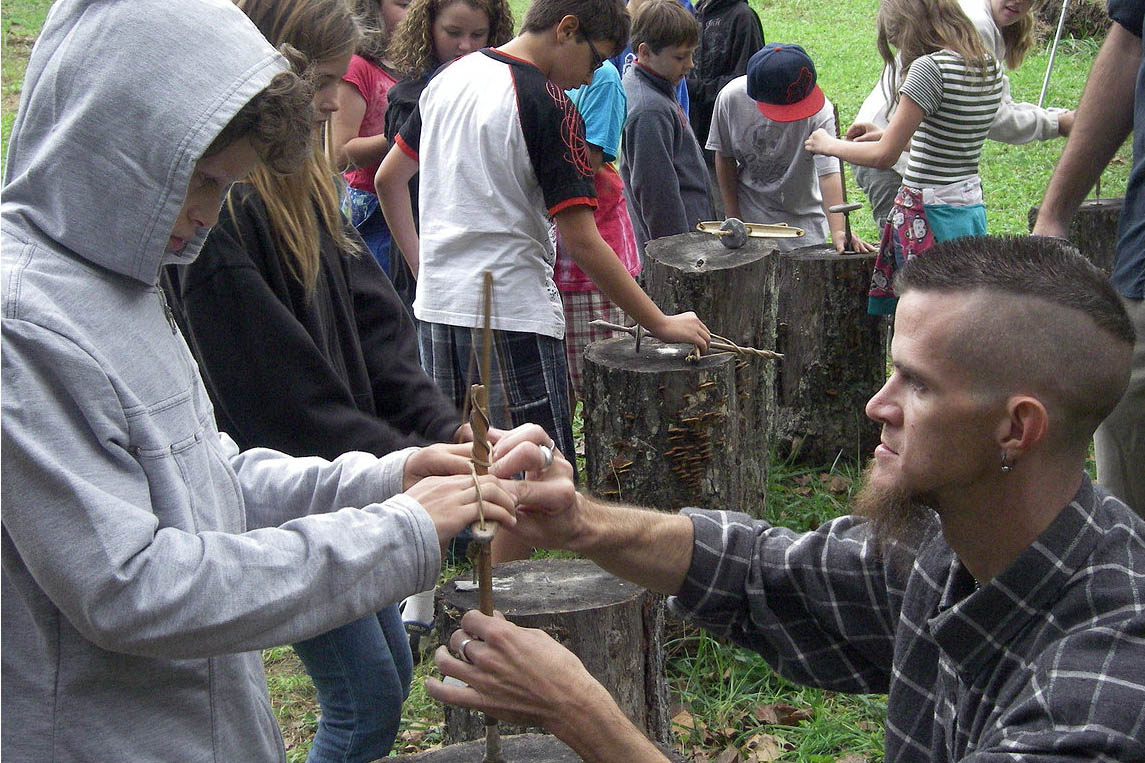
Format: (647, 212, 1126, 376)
(396, 49, 597, 339)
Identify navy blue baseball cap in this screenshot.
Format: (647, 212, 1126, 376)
(746, 43, 825, 122)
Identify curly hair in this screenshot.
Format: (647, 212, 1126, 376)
(205, 68, 313, 176)
(387, 0, 514, 77)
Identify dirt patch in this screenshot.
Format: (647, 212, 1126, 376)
(3, 33, 37, 114)
(1035, 0, 1110, 42)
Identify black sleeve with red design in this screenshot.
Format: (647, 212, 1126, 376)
(507, 58, 598, 216)
(395, 102, 422, 159)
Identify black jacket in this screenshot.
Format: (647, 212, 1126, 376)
(164, 183, 458, 460)
(383, 72, 434, 312)
(686, 0, 764, 145)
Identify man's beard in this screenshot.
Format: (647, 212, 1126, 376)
(852, 461, 936, 562)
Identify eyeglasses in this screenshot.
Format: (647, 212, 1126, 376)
(578, 28, 607, 72)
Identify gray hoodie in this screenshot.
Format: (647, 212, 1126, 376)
(1, 1, 440, 759)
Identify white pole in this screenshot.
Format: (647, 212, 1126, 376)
(1039, 0, 1072, 108)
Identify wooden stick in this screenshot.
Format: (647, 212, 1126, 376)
(589, 319, 783, 360)
(468, 272, 498, 546)
(465, 271, 504, 763)
(833, 102, 855, 253)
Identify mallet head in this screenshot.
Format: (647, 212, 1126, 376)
(717, 217, 749, 249)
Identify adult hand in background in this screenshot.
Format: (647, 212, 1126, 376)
(427, 610, 667, 762)
(489, 424, 581, 551)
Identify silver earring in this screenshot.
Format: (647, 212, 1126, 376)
(1001, 454, 1014, 474)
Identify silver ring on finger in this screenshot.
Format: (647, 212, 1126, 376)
(538, 444, 554, 471)
(458, 637, 476, 663)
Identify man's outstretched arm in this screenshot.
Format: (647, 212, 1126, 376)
(1034, 21, 1140, 237)
(488, 425, 696, 595)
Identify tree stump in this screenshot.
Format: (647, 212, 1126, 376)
(770, 245, 886, 465)
(642, 232, 777, 508)
(1027, 198, 1123, 276)
(582, 336, 748, 514)
(396, 733, 686, 761)
(436, 559, 671, 746)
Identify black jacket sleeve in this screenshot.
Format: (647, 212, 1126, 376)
(167, 190, 457, 461)
(346, 248, 458, 447)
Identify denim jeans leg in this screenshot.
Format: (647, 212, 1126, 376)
(292, 604, 412, 763)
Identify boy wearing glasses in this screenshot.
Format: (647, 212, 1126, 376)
(620, 0, 714, 255)
(376, 0, 710, 562)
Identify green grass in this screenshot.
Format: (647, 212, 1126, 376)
(1, 0, 52, 174)
(666, 625, 886, 761)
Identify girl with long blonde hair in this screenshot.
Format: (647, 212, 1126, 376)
(847, 0, 1074, 230)
(805, 0, 1004, 314)
(164, 0, 461, 760)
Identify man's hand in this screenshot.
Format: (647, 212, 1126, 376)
(404, 474, 517, 552)
(453, 423, 506, 445)
(427, 611, 668, 761)
(1034, 23, 1139, 238)
(428, 611, 600, 728)
(645, 312, 711, 351)
(489, 424, 583, 551)
(1057, 110, 1075, 137)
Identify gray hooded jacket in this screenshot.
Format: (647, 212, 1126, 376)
(1, 1, 440, 759)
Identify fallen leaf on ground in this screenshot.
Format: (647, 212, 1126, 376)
(672, 710, 696, 731)
(752, 702, 814, 726)
(713, 745, 741, 763)
(743, 732, 788, 761)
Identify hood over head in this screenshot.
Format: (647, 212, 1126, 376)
(2, 0, 289, 284)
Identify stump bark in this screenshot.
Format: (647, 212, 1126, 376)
(1027, 198, 1123, 276)
(396, 733, 686, 761)
(436, 559, 671, 746)
(770, 245, 886, 465)
(642, 232, 777, 508)
(582, 336, 747, 513)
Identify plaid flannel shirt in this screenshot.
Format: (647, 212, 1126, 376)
(670, 476, 1145, 761)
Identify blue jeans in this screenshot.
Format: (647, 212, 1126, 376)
(347, 187, 392, 273)
(292, 605, 413, 763)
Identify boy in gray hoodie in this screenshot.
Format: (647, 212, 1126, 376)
(0, 1, 522, 759)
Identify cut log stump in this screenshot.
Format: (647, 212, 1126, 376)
(436, 559, 671, 746)
(395, 733, 686, 761)
(642, 232, 776, 508)
(770, 245, 886, 465)
(1027, 198, 1123, 276)
(582, 336, 748, 514)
